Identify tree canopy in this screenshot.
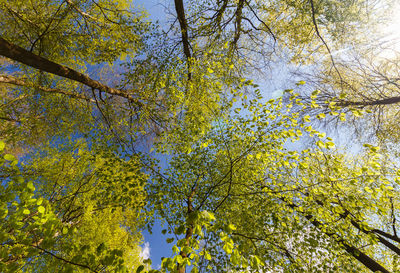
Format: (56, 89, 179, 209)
(1, 0, 400, 272)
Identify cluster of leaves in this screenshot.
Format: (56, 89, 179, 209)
(0, 139, 148, 272)
(0, 140, 60, 272)
(0, 0, 149, 65)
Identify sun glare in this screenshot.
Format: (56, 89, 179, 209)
(379, 3, 400, 51)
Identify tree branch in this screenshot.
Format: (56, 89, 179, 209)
(0, 74, 94, 102)
(231, 0, 245, 51)
(278, 195, 391, 273)
(0, 37, 141, 105)
(309, 0, 343, 84)
(174, 0, 192, 80)
(243, 0, 276, 42)
(33, 245, 99, 273)
(337, 96, 400, 107)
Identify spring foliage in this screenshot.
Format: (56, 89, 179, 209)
(1, 0, 400, 272)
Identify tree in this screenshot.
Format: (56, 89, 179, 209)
(1, 0, 400, 272)
(151, 91, 400, 273)
(298, 48, 400, 148)
(0, 138, 147, 272)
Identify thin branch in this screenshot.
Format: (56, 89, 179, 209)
(0, 74, 94, 102)
(268, 189, 391, 273)
(243, 0, 276, 42)
(33, 245, 99, 273)
(309, 0, 343, 84)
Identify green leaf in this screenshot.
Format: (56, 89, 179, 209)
(364, 187, 373, 193)
(204, 251, 212, 260)
(62, 227, 69, 235)
(0, 207, 8, 218)
(311, 90, 321, 96)
(223, 241, 233, 254)
(4, 154, 15, 161)
(27, 181, 35, 191)
(176, 255, 183, 264)
(351, 109, 363, 117)
(316, 140, 325, 149)
(136, 265, 144, 273)
(38, 206, 45, 214)
(172, 245, 179, 254)
(296, 80, 306, 85)
(96, 243, 106, 254)
(326, 142, 335, 149)
(200, 142, 209, 148)
(231, 249, 241, 265)
(227, 224, 236, 231)
(330, 111, 339, 116)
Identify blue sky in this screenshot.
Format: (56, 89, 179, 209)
(136, 0, 170, 23)
(134, 2, 175, 267)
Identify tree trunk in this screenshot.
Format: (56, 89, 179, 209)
(177, 189, 196, 273)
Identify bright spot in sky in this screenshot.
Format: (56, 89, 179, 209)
(379, 3, 400, 50)
(140, 242, 151, 260)
(271, 89, 284, 99)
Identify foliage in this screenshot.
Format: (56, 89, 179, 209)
(0, 140, 147, 272)
(151, 90, 400, 272)
(1, 0, 400, 272)
(0, 0, 149, 65)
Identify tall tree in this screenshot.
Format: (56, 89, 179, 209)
(151, 90, 400, 273)
(1, 0, 399, 273)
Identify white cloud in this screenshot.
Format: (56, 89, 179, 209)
(140, 242, 151, 260)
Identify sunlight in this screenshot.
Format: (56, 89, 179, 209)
(379, 3, 400, 51)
